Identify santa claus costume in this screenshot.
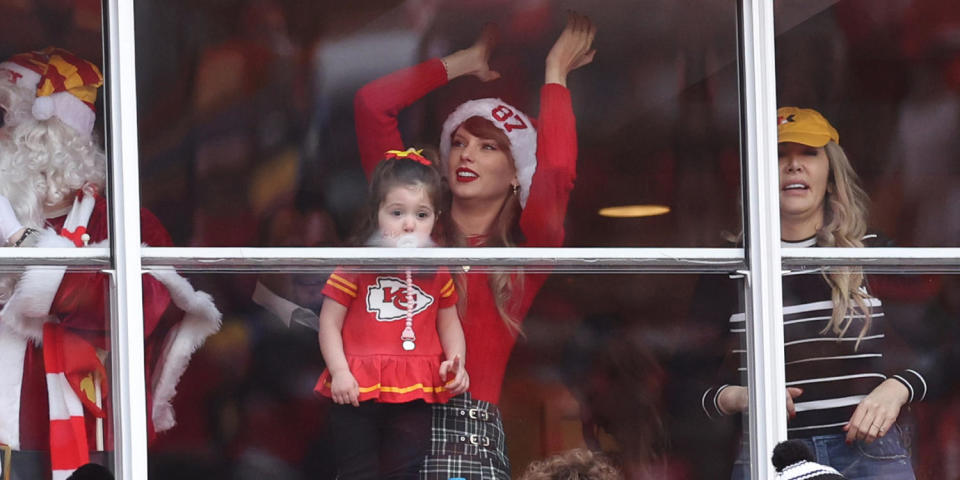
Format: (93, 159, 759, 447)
(0, 47, 221, 480)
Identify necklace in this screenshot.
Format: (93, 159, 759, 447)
(401, 268, 416, 351)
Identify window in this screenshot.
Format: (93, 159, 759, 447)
(1, 0, 955, 479)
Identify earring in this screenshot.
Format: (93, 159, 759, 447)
(511, 184, 520, 195)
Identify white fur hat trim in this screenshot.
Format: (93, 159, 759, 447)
(0, 62, 42, 90)
(31, 90, 95, 136)
(438, 98, 537, 208)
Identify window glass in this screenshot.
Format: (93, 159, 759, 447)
(145, 271, 746, 478)
(135, 0, 742, 247)
(0, 269, 115, 479)
(775, 1, 960, 246)
(775, 269, 960, 479)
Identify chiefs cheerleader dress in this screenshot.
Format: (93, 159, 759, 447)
(315, 267, 457, 404)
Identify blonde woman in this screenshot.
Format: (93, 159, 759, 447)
(700, 107, 923, 479)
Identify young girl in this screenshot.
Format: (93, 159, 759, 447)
(315, 148, 469, 480)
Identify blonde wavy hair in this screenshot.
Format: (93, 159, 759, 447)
(817, 141, 873, 347)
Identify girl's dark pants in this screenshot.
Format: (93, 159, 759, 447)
(330, 400, 432, 480)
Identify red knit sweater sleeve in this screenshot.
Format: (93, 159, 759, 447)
(354, 59, 449, 179)
(520, 83, 577, 247)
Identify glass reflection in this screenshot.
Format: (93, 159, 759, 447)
(144, 272, 747, 479)
(776, 1, 960, 246)
(135, 0, 742, 247)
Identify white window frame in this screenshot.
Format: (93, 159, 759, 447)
(2, 0, 928, 478)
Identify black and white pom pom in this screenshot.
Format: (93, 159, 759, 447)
(771, 440, 815, 472)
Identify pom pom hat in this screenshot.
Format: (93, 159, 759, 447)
(439, 98, 537, 208)
(777, 106, 839, 148)
(0, 47, 103, 136)
(771, 440, 847, 480)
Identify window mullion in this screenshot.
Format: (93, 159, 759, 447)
(740, 0, 787, 478)
(103, 0, 148, 478)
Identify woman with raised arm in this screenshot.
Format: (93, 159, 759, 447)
(354, 13, 596, 479)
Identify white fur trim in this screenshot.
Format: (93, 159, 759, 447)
(32, 95, 55, 120)
(0, 62, 42, 90)
(32, 91, 95, 137)
(0, 229, 75, 448)
(147, 267, 222, 432)
(0, 229, 73, 343)
(0, 324, 29, 448)
(438, 98, 537, 208)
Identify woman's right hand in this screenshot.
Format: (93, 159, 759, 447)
(330, 369, 360, 407)
(717, 385, 803, 418)
(441, 23, 501, 82)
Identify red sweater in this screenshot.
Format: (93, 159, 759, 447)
(354, 59, 577, 403)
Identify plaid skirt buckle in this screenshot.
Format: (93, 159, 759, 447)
(469, 434, 491, 447)
(468, 408, 490, 421)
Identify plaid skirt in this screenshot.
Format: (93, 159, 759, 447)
(420, 393, 511, 480)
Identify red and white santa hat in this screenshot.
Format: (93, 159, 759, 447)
(0, 50, 45, 91)
(0, 47, 103, 136)
(438, 98, 538, 208)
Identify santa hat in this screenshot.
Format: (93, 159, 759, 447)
(0, 47, 103, 136)
(772, 440, 846, 480)
(0, 50, 46, 91)
(438, 98, 537, 208)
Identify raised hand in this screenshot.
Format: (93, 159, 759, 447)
(442, 23, 501, 82)
(545, 12, 597, 87)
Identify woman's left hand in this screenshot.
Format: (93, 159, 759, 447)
(545, 11, 597, 87)
(844, 378, 910, 444)
(440, 354, 469, 396)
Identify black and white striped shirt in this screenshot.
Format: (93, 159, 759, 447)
(700, 235, 927, 438)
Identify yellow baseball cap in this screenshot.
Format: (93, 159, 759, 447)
(777, 106, 839, 147)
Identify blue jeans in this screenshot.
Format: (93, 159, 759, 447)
(731, 425, 915, 480)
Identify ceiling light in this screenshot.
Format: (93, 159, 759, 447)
(598, 205, 670, 218)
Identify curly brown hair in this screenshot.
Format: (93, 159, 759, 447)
(520, 448, 622, 480)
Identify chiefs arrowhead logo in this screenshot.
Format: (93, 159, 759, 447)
(366, 276, 434, 322)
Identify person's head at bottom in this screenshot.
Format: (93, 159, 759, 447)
(66, 463, 115, 480)
(772, 439, 846, 479)
(519, 448, 622, 479)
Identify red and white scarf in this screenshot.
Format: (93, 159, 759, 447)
(42, 323, 107, 480)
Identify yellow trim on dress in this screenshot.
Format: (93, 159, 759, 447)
(329, 273, 358, 290)
(440, 279, 455, 297)
(325, 381, 449, 394)
(326, 280, 357, 298)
